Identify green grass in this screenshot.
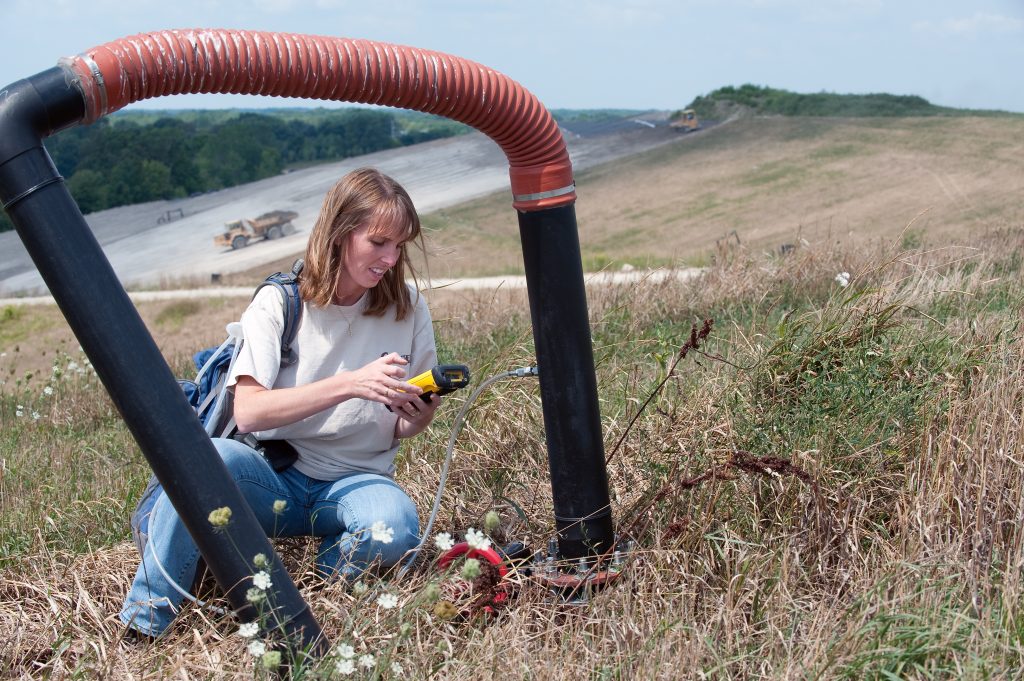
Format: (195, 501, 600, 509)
(810, 144, 863, 161)
(153, 300, 203, 331)
(3, 231, 1024, 677)
(0, 356, 142, 565)
(0, 305, 60, 348)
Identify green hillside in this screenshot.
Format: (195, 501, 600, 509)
(683, 84, 1021, 121)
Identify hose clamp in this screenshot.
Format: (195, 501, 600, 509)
(513, 183, 576, 204)
(77, 53, 108, 117)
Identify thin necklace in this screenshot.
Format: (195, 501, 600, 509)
(339, 307, 356, 336)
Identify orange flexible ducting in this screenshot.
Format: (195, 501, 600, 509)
(58, 29, 574, 211)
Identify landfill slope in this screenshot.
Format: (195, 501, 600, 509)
(0, 114, 684, 295)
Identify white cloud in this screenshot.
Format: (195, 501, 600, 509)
(913, 12, 1024, 37)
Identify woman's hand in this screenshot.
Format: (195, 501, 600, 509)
(394, 392, 441, 439)
(347, 353, 423, 409)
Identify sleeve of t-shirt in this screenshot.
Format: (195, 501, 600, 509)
(227, 286, 287, 390)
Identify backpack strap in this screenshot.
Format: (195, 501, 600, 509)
(251, 258, 304, 367)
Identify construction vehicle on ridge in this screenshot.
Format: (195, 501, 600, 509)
(669, 109, 700, 132)
(214, 210, 298, 250)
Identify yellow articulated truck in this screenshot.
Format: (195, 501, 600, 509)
(669, 109, 700, 132)
(214, 210, 298, 250)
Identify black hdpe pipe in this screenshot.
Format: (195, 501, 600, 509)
(518, 205, 614, 558)
(0, 69, 326, 654)
(0, 29, 615, 655)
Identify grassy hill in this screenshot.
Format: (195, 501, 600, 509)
(683, 84, 1021, 120)
(2, 106, 1024, 676)
(3, 227, 1024, 678)
(406, 114, 1024, 279)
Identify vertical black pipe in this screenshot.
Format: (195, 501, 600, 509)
(0, 70, 324, 653)
(518, 204, 615, 560)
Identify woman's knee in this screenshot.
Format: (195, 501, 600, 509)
(382, 495, 420, 552)
(355, 493, 420, 561)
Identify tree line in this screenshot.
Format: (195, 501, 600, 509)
(0, 109, 464, 233)
(682, 84, 1016, 121)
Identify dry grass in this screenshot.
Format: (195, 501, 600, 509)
(414, 116, 1024, 278)
(2, 223, 1023, 678)
(2, 113, 1022, 678)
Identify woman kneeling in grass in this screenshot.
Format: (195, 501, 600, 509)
(121, 168, 439, 638)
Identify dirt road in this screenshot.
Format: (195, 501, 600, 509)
(0, 113, 691, 296)
(0, 267, 703, 306)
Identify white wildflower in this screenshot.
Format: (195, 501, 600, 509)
(465, 527, 491, 551)
(207, 506, 231, 527)
(434, 532, 455, 552)
(252, 571, 272, 590)
(461, 557, 482, 580)
(370, 520, 394, 544)
(377, 592, 398, 609)
(358, 653, 375, 669)
(423, 582, 441, 602)
(484, 510, 500, 532)
(66, 361, 80, 372)
(352, 581, 369, 596)
(335, 658, 356, 676)
(334, 642, 356, 659)
(835, 271, 850, 287)
(247, 639, 267, 657)
(43, 386, 53, 396)
(261, 650, 282, 670)
(391, 661, 404, 675)
(237, 622, 259, 638)
(31, 411, 40, 420)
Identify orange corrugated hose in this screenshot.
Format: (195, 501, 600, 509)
(60, 29, 574, 211)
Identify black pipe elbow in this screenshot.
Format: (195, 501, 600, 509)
(0, 68, 84, 211)
(0, 67, 84, 162)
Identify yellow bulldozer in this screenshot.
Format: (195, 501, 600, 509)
(214, 210, 298, 250)
(669, 109, 700, 132)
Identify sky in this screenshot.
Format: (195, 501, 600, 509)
(1, 0, 1022, 114)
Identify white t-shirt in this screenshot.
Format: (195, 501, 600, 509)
(227, 285, 437, 480)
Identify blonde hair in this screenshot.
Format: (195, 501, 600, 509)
(300, 168, 424, 319)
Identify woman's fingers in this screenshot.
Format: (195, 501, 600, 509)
(396, 392, 440, 423)
(350, 357, 428, 406)
(378, 380, 422, 406)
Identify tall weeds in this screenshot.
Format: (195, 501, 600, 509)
(1, 228, 1022, 678)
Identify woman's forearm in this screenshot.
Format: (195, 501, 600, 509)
(394, 417, 428, 440)
(233, 375, 352, 432)
(234, 353, 424, 432)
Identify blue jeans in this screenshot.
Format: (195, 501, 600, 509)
(119, 438, 419, 637)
